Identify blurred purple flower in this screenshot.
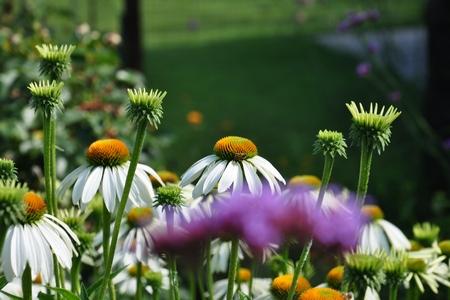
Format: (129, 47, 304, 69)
(442, 139, 450, 151)
(367, 40, 381, 54)
(152, 187, 363, 258)
(337, 9, 380, 32)
(387, 91, 402, 102)
(356, 62, 372, 77)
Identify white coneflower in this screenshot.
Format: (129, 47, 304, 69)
(57, 138, 163, 212)
(113, 261, 169, 296)
(404, 251, 450, 294)
(1, 192, 79, 283)
(116, 207, 163, 264)
(358, 205, 410, 253)
(0, 276, 46, 300)
(214, 267, 271, 299)
(180, 136, 285, 197)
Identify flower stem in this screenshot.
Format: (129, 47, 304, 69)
(42, 117, 53, 214)
(102, 202, 116, 300)
(70, 257, 81, 295)
(389, 284, 398, 300)
(205, 241, 214, 300)
(189, 270, 196, 300)
(356, 139, 373, 204)
(0, 226, 7, 253)
(286, 155, 335, 300)
(49, 118, 58, 217)
(168, 256, 180, 300)
(226, 239, 239, 300)
(248, 261, 255, 299)
(22, 264, 32, 300)
(96, 120, 148, 300)
(153, 288, 160, 300)
(136, 261, 143, 300)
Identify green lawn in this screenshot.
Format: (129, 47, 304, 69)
(44, 0, 426, 225)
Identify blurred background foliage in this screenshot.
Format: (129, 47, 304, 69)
(1, 0, 449, 236)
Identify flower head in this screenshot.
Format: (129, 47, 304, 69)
(180, 136, 285, 196)
(271, 274, 311, 299)
(127, 207, 153, 228)
(413, 222, 440, 247)
(358, 204, 410, 252)
(313, 130, 347, 158)
(1, 193, 80, 283)
(288, 175, 321, 188)
(151, 170, 179, 187)
(0, 180, 27, 227)
(0, 158, 17, 182)
(154, 185, 184, 210)
(36, 44, 75, 79)
(86, 139, 130, 167)
(299, 287, 345, 300)
(346, 101, 401, 154)
(326, 266, 344, 289)
(405, 254, 450, 293)
(344, 252, 386, 295)
(57, 138, 161, 212)
(237, 268, 252, 283)
(28, 80, 64, 117)
(383, 251, 408, 287)
(126, 88, 166, 127)
(438, 240, 450, 257)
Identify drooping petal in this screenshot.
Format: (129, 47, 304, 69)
(242, 161, 262, 195)
(203, 160, 228, 195)
(180, 155, 218, 186)
(72, 166, 92, 206)
(82, 167, 103, 204)
(57, 165, 87, 200)
(102, 167, 117, 212)
(249, 156, 285, 184)
(233, 163, 244, 194)
(377, 219, 411, 250)
(218, 161, 238, 193)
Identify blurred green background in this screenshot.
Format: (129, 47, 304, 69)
(2, 0, 449, 234)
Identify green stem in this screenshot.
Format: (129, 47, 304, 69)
(205, 241, 214, 300)
(248, 262, 255, 299)
(356, 139, 373, 204)
(22, 264, 32, 300)
(226, 239, 239, 300)
(42, 117, 53, 214)
(0, 226, 7, 253)
(102, 202, 116, 300)
(189, 270, 196, 300)
(95, 120, 148, 300)
(70, 257, 81, 295)
(168, 256, 180, 300)
(389, 284, 398, 300)
(53, 253, 62, 294)
(286, 155, 334, 300)
(136, 262, 143, 300)
(198, 271, 206, 300)
(49, 118, 58, 217)
(153, 288, 160, 300)
(408, 285, 420, 300)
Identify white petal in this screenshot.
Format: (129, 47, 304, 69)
(36, 222, 72, 269)
(102, 167, 116, 212)
(1, 227, 15, 281)
(72, 166, 92, 206)
(249, 156, 285, 184)
(250, 159, 277, 193)
(22, 225, 38, 278)
(56, 165, 87, 200)
(233, 164, 244, 194)
(11, 226, 26, 277)
(192, 162, 218, 198)
(242, 160, 262, 195)
(203, 160, 228, 194)
(377, 219, 411, 250)
(217, 161, 238, 193)
(81, 167, 103, 204)
(180, 155, 218, 186)
(138, 163, 164, 187)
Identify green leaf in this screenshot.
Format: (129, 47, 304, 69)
(80, 283, 89, 300)
(0, 275, 7, 290)
(0, 289, 23, 300)
(38, 291, 56, 300)
(87, 265, 127, 296)
(47, 287, 80, 300)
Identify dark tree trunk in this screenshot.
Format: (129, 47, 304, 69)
(120, 0, 142, 71)
(420, 0, 450, 218)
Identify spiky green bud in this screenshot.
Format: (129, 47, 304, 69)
(0, 180, 27, 227)
(383, 251, 408, 287)
(346, 101, 401, 154)
(144, 270, 163, 290)
(0, 158, 17, 182)
(36, 44, 75, 80)
(60, 208, 86, 232)
(28, 80, 64, 117)
(126, 88, 166, 127)
(154, 185, 184, 209)
(313, 130, 347, 158)
(344, 252, 386, 296)
(413, 222, 440, 247)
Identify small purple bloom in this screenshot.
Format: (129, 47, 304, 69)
(367, 40, 380, 54)
(337, 9, 380, 32)
(356, 62, 372, 77)
(387, 91, 402, 102)
(442, 139, 450, 151)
